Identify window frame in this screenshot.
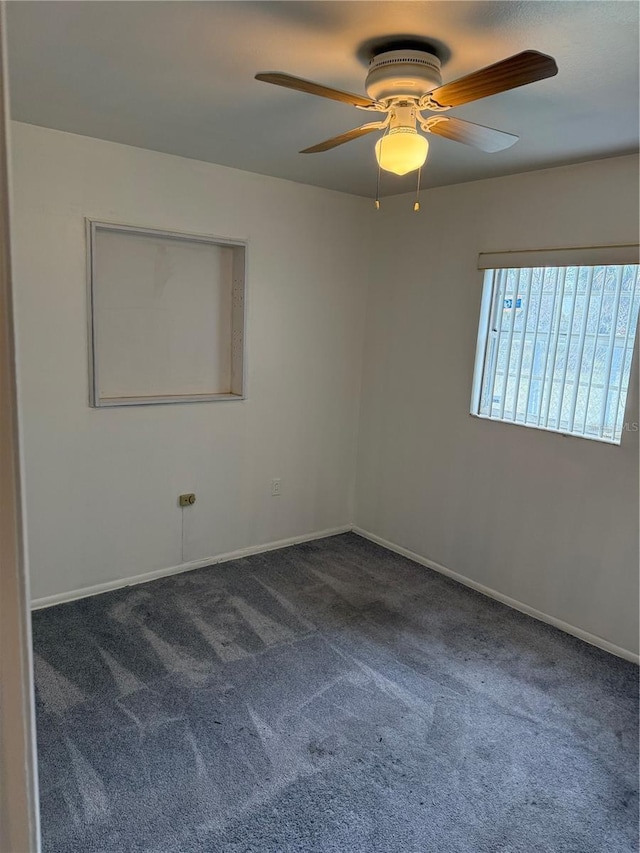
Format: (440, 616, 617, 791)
(470, 247, 640, 446)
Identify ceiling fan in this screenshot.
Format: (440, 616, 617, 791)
(256, 42, 558, 193)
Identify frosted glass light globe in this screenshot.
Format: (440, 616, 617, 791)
(375, 128, 429, 176)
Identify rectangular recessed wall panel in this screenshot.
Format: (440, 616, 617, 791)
(87, 222, 246, 406)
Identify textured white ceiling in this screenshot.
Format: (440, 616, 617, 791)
(6, 1, 639, 197)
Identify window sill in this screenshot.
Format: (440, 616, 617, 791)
(469, 411, 624, 446)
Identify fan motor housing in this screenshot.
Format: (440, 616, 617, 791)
(365, 49, 442, 101)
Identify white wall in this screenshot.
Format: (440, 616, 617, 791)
(10, 122, 370, 601)
(356, 154, 640, 656)
(10, 123, 639, 657)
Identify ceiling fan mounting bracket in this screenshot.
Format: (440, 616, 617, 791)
(256, 47, 557, 162)
(356, 102, 388, 112)
(419, 114, 449, 133)
(365, 49, 443, 102)
(418, 94, 450, 112)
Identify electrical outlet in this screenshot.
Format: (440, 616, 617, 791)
(179, 493, 196, 507)
(271, 478, 281, 497)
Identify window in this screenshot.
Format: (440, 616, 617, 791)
(471, 249, 640, 444)
(87, 221, 246, 407)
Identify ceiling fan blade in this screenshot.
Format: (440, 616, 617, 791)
(428, 117, 518, 152)
(255, 72, 376, 109)
(300, 123, 384, 154)
(427, 51, 558, 108)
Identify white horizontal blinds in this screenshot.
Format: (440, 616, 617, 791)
(477, 263, 640, 443)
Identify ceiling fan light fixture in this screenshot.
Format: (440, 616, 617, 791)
(375, 127, 429, 176)
(256, 47, 557, 185)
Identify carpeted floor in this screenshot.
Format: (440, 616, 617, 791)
(33, 533, 638, 853)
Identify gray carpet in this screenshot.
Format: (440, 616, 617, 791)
(32, 533, 638, 853)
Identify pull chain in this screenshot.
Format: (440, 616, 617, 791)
(374, 160, 381, 210)
(414, 166, 422, 212)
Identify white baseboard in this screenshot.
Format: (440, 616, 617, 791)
(353, 527, 639, 664)
(30, 524, 352, 610)
(32, 522, 639, 665)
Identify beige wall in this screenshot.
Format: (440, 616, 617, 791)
(10, 122, 370, 603)
(356, 155, 639, 656)
(10, 121, 639, 658)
